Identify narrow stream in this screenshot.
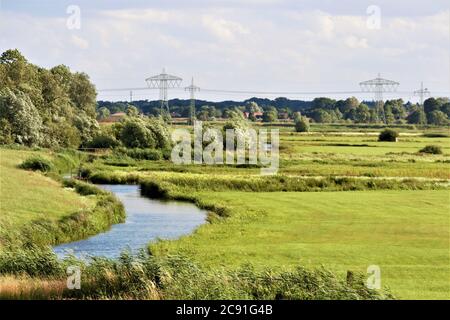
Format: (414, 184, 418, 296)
(53, 184, 206, 259)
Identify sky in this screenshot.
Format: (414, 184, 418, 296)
(0, 0, 449, 102)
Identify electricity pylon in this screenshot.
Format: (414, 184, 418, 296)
(185, 77, 200, 125)
(145, 68, 182, 115)
(413, 82, 430, 105)
(360, 73, 399, 123)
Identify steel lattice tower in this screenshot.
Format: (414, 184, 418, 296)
(413, 82, 430, 106)
(185, 77, 200, 124)
(360, 74, 399, 123)
(145, 68, 182, 114)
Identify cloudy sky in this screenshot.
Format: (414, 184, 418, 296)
(0, 0, 449, 102)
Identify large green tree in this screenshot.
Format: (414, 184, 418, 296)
(0, 88, 42, 146)
(0, 49, 99, 148)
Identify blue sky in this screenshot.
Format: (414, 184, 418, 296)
(1, 0, 449, 102)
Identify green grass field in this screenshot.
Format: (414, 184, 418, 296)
(1, 125, 449, 299)
(151, 190, 450, 299)
(0, 149, 94, 231)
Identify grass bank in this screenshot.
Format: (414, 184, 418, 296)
(0, 148, 125, 249)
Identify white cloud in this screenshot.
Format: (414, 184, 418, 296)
(201, 15, 250, 41)
(344, 36, 369, 49)
(100, 9, 182, 24)
(70, 35, 89, 49)
(0, 5, 448, 101)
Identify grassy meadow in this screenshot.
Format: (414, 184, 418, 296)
(149, 190, 449, 299)
(0, 124, 449, 299)
(85, 125, 449, 299)
(0, 148, 95, 231)
(0, 147, 125, 249)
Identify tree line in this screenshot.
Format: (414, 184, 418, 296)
(98, 96, 449, 125)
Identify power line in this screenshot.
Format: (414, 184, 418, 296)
(145, 68, 183, 114)
(413, 82, 430, 105)
(185, 77, 200, 124)
(360, 73, 400, 123)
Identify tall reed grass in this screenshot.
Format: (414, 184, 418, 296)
(0, 248, 394, 300)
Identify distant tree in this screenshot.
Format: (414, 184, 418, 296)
(126, 105, 139, 117)
(441, 102, 450, 118)
(333, 108, 343, 121)
(407, 108, 427, 125)
(354, 103, 371, 123)
(197, 110, 210, 121)
(97, 107, 110, 120)
(293, 112, 302, 122)
(246, 101, 262, 114)
(428, 110, 448, 126)
(385, 99, 406, 121)
(311, 109, 332, 123)
(311, 97, 336, 110)
(383, 104, 396, 124)
(423, 97, 442, 123)
(262, 107, 278, 123)
(369, 108, 380, 123)
(339, 97, 359, 115)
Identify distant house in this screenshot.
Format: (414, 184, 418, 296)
(99, 112, 126, 123)
(278, 112, 289, 119)
(244, 111, 263, 119)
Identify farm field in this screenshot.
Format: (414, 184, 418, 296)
(90, 129, 450, 179)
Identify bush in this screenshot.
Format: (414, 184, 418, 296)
(119, 119, 156, 149)
(295, 116, 310, 132)
(118, 118, 171, 150)
(63, 179, 106, 195)
(86, 133, 120, 149)
(378, 129, 399, 142)
(19, 156, 53, 172)
(419, 145, 443, 155)
(115, 148, 162, 160)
